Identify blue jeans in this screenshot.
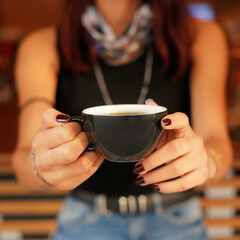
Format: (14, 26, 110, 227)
(52, 195, 209, 240)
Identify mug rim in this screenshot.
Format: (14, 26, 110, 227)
(82, 104, 167, 116)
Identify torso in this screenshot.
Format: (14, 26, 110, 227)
(55, 48, 191, 195)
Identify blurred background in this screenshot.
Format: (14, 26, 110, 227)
(0, 0, 240, 239)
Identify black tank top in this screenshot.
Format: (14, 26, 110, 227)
(55, 49, 191, 196)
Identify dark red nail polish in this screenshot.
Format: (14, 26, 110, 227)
(153, 185, 160, 192)
(163, 118, 172, 126)
(56, 114, 70, 123)
(133, 164, 145, 174)
(135, 177, 145, 185)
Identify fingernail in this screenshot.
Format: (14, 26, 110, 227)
(56, 114, 70, 123)
(163, 118, 172, 126)
(153, 185, 160, 192)
(145, 98, 154, 104)
(133, 164, 145, 174)
(135, 177, 145, 185)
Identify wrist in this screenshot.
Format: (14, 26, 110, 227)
(205, 145, 222, 183)
(30, 149, 54, 188)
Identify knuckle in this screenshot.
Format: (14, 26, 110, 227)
(175, 112, 189, 124)
(81, 158, 94, 172)
(88, 167, 96, 176)
(168, 139, 184, 154)
(80, 132, 89, 146)
(76, 133, 88, 153)
(179, 180, 188, 191)
(88, 155, 103, 174)
(62, 146, 78, 162)
(168, 141, 178, 154)
(42, 109, 49, 121)
(180, 112, 189, 123)
(68, 144, 79, 158)
(146, 155, 155, 170)
(60, 127, 75, 142)
(148, 174, 158, 185)
(42, 108, 52, 122)
(171, 162, 182, 175)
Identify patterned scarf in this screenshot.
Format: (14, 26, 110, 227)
(81, 4, 152, 65)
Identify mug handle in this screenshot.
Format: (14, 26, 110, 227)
(68, 116, 94, 151)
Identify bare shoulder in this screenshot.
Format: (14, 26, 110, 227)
(19, 26, 57, 51)
(21, 26, 56, 45)
(189, 19, 228, 95)
(193, 18, 226, 37)
(191, 19, 228, 60)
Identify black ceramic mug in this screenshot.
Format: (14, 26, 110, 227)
(69, 104, 167, 162)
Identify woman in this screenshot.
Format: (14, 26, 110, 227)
(13, 0, 233, 239)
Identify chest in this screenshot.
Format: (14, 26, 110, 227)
(55, 53, 191, 117)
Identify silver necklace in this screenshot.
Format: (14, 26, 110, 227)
(93, 48, 153, 105)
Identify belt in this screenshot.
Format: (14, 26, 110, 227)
(71, 189, 194, 215)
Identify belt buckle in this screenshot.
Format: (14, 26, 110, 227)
(128, 195, 137, 214)
(118, 194, 148, 214)
(119, 196, 128, 214)
(96, 193, 156, 215)
(138, 194, 148, 213)
(119, 195, 137, 214)
(95, 194, 110, 215)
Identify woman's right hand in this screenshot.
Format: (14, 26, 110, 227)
(32, 108, 104, 190)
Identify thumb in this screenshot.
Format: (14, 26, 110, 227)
(145, 98, 158, 106)
(161, 112, 193, 138)
(41, 108, 70, 130)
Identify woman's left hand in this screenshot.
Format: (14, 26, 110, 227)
(133, 105, 209, 193)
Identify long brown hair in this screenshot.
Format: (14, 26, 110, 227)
(59, 0, 193, 80)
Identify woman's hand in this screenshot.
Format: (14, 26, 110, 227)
(133, 101, 209, 193)
(32, 108, 104, 190)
